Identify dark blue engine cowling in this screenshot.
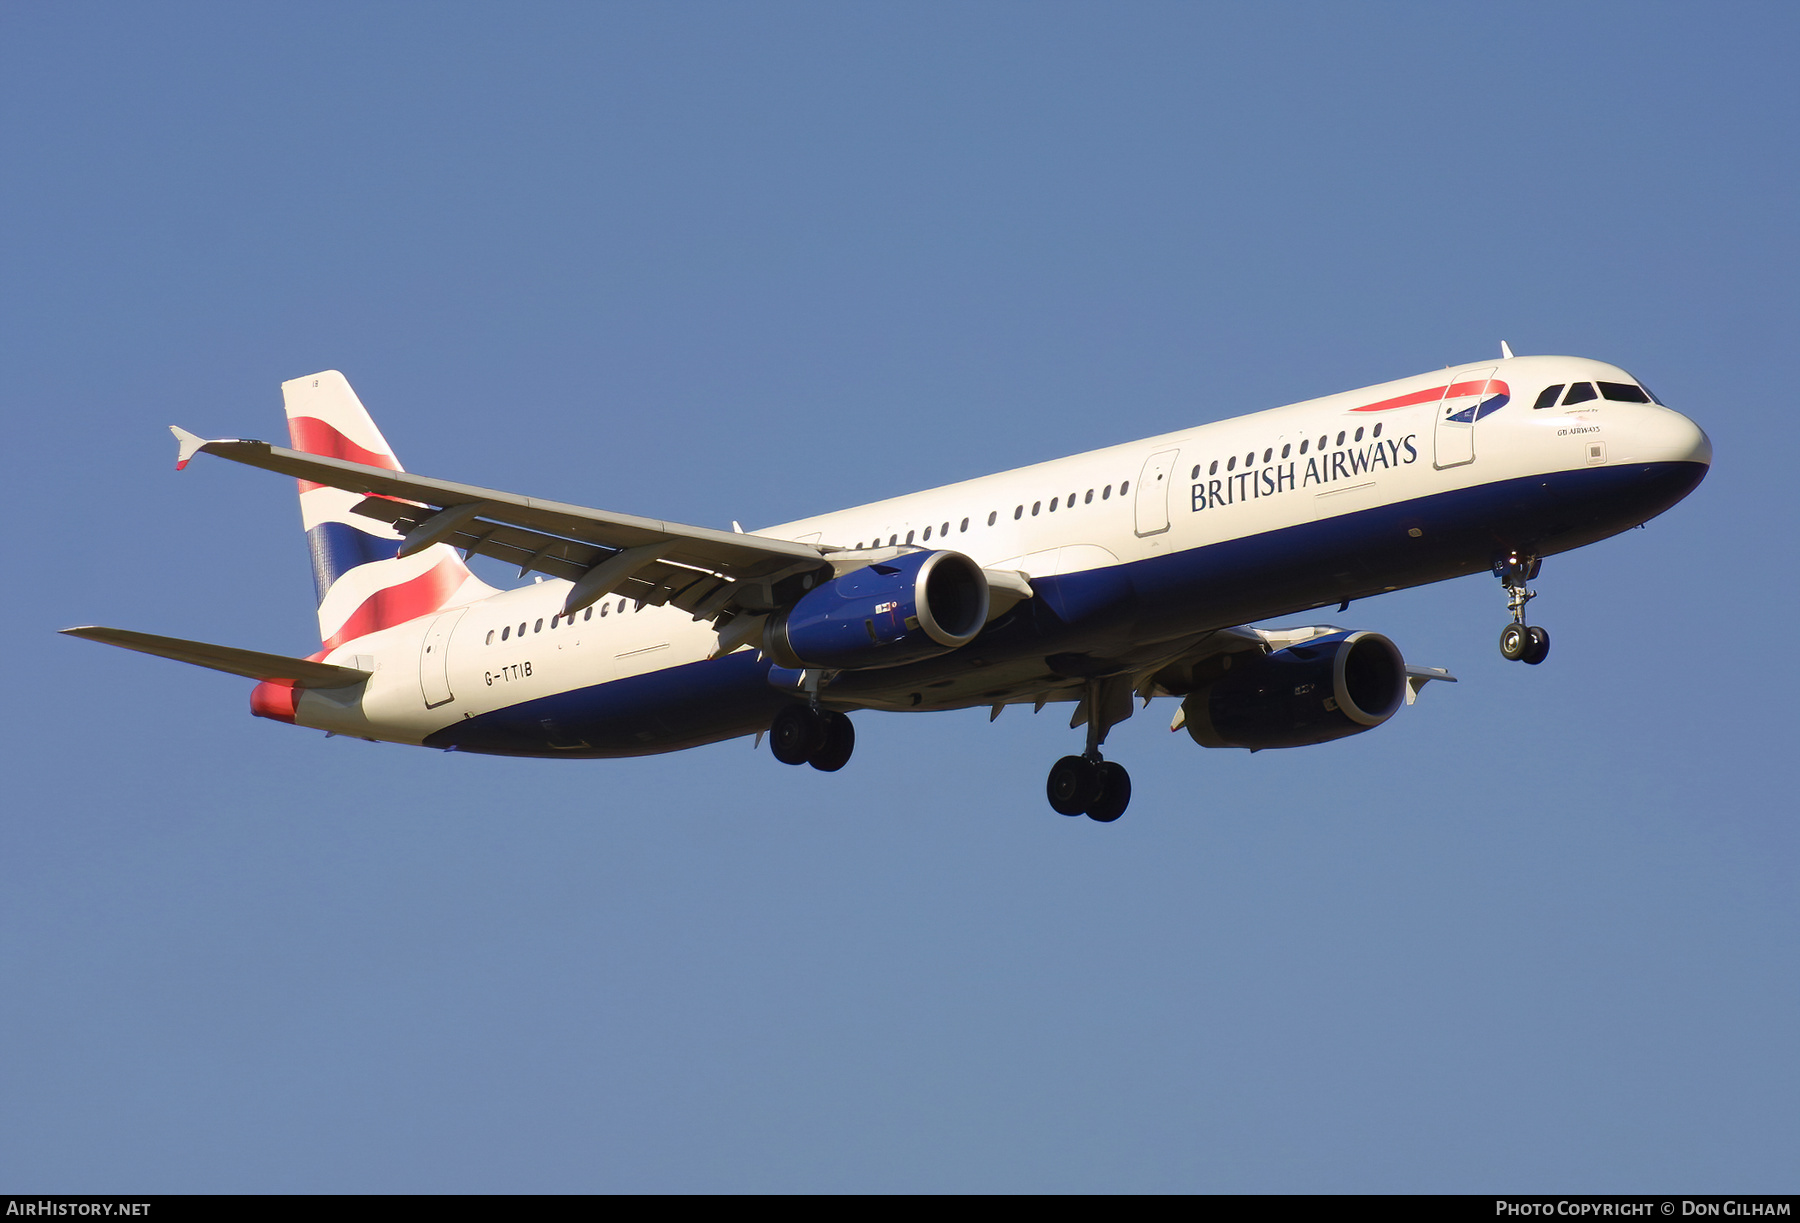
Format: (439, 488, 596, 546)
(1182, 631, 1408, 750)
(763, 550, 990, 670)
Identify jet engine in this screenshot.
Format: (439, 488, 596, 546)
(1181, 631, 1408, 750)
(762, 550, 990, 670)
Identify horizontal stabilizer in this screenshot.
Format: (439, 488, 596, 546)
(59, 626, 371, 688)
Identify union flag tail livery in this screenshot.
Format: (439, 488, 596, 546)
(282, 372, 495, 652)
(67, 351, 1711, 823)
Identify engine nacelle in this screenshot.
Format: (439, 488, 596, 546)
(763, 549, 990, 670)
(1182, 631, 1408, 750)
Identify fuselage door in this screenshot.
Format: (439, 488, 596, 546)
(1434, 367, 1496, 470)
(1134, 449, 1181, 537)
(419, 607, 467, 709)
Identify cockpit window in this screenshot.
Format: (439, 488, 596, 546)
(1599, 381, 1651, 403)
(1639, 383, 1665, 405)
(1533, 385, 1564, 410)
(1562, 382, 1598, 406)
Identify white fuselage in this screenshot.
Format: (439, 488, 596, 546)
(291, 354, 1710, 750)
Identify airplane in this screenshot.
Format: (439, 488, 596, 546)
(63, 347, 1710, 822)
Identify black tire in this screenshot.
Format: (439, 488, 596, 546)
(769, 704, 824, 765)
(1499, 623, 1529, 661)
(1047, 755, 1100, 816)
(1523, 625, 1550, 666)
(1086, 761, 1131, 823)
(808, 711, 856, 772)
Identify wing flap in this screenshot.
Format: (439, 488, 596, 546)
(60, 626, 370, 687)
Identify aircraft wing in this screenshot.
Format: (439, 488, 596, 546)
(172, 429, 833, 618)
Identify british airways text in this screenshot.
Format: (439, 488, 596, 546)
(1191, 433, 1420, 513)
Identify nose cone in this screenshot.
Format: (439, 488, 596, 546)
(1632, 405, 1712, 467)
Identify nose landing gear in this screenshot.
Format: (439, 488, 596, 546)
(1044, 676, 1134, 822)
(1495, 553, 1550, 665)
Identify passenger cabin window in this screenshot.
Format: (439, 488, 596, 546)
(1600, 381, 1651, 403)
(1298, 440, 1308, 455)
(1031, 501, 1041, 516)
(1533, 384, 1565, 410)
(960, 518, 969, 532)
(534, 619, 543, 633)
(1563, 382, 1598, 406)
(1281, 444, 1290, 458)
(1120, 481, 1129, 494)
(922, 525, 932, 540)
(1084, 489, 1094, 503)
(941, 522, 949, 536)
(987, 511, 997, 526)
(1049, 497, 1059, 511)
(905, 530, 915, 544)
(1226, 456, 1236, 472)
(1335, 432, 1345, 446)
(1014, 506, 1023, 520)
(1372, 423, 1382, 438)
(486, 630, 495, 644)
(1102, 485, 1112, 499)
(500, 626, 510, 641)
(1262, 448, 1273, 463)
(583, 608, 592, 620)
(1352, 429, 1363, 443)
(1209, 461, 1218, 474)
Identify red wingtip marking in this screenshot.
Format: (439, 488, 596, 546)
(175, 459, 189, 471)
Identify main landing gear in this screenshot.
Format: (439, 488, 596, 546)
(769, 703, 855, 772)
(1047, 754, 1131, 822)
(1495, 552, 1550, 665)
(1044, 676, 1134, 822)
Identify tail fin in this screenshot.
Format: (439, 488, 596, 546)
(283, 371, 495, 651)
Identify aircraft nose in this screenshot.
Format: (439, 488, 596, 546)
(1632, 405, 1712, 467)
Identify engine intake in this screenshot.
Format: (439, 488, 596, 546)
(763, 549, 989, 671)
(1182, 631, 1408, 750)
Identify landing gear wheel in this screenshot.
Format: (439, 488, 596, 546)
(1047, 755, 1101, 816)
(1499, 623, 1529, 661)
(1085, 761, 1131, 823)
(808, 711, 856, 772)
(1522, 625, 1550, 666)
(770, 704, 825, 765)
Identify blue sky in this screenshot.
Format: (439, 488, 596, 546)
(3, 1, 1795, 1192)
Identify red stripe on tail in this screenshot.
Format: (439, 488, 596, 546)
(321, 557, 467, 652)
(289, 416, 401, 493)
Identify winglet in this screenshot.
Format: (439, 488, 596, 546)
(171, 425, 209, 471)
(1500, 340, 1516, 360)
